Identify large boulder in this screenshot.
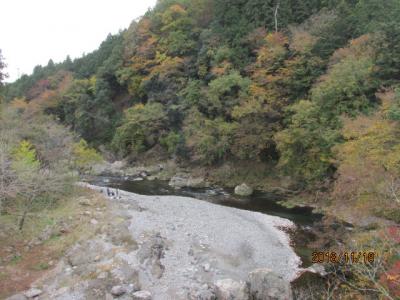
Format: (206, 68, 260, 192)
(214, 279, 249, 300)
(92, 160, 126, 176)
(234, 183, 253, 196)
(169, 173, 206, 189)
(247, 268, 292, 300)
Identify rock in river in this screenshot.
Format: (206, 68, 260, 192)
(169, 173, 206, 188)
(234, 183, 253, 196)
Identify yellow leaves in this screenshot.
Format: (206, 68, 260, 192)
(130, 103, 145, 112)
(265, 32, 289, 48)
(232, 97, 262, 120)
(338, 119, 395, 168)
(161, 4, 187, 25)
(88, 76, 96, 90)
(10, 98, 29, 112)
(329, 34, 374, 66)
(210, 60, 232, 76)
(339, 90, 400, 173)
(12, 140, 40, 174)
(136, 18, 153, 40)
(257, 32, 288, 65)
(333, 89, 400, 210)
(72, 139, 102, 172)
(146, 56, 183, 80)
(289, 28, 317, 53)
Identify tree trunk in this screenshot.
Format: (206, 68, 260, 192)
(274, 0, 280, 32)
(18, 209, 28, 230)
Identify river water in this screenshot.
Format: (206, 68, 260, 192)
(87, 175, 324, 267)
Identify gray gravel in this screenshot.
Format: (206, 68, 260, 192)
(88, 184, 301, 299)
(22, 183, 301, 300)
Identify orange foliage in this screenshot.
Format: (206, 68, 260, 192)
(332, 90, 400, 218)
(210, 60, 232, 76)
(329, 34, 374, 66)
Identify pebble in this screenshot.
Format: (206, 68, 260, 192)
(97, 272, 108, 279)
(24, 288, 42, 298)
(203, 263, 210, 272)
(110, 285, 127, 296)
(132, 290, 152, 300)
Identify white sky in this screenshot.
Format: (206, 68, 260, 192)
(0, 0, 157, 82)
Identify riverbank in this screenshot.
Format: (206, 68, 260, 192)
(0, 188, 110, 299)
(5, 183, 302, 300)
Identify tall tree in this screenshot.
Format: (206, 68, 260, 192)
(0, 49, 7, 86)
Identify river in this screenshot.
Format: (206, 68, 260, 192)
(87, 175, 326, 268)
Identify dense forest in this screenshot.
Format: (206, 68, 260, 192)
(3, 0, 400, 212)
(1, 0, 400, 298)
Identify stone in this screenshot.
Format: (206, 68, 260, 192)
(105, 293, 114, 300)
(304, 263, 327, 276)
(79, 198, 92, 206)
(214, 279, 249, 300)
(90, 219, 99, 225)
(54, 287, 70, 297)
(97, 271, 108, 279)
(189, 288, 216, 300)
(234, 183, 253, 196)
(132, 290, 152, 300)
(203, 263, 210, 272)
(67, 241, 105, 266)
(111, 285, 127, 296)
(24, 288, 43, 298)
(169, 173, 206, 189)
(6, 294, 27, 300)
(247, 268, 292, 300)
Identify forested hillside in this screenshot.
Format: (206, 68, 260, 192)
(2, 0, 400, 298)
(3, 0, 400, 214)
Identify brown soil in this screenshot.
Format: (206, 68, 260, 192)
(0, 188, 108, 299)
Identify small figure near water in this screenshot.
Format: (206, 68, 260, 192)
(105, 187, 121, 199)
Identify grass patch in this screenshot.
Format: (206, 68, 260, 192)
(31, 262, 50, 271)
(0, 187, 110, 298)
(10, 255, 22, 265)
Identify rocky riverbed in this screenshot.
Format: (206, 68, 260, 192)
(7, 183, 302, 300)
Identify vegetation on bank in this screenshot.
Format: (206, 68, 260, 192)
(0, 92, 101, 231)
(3, 0, 400, 217)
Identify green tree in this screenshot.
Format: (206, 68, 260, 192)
(72, 139, 103, 173)
(275, 100, 341, 182)
(113, 103, 168, 155)
(312, 35, 378, 117)
(206, 71, 251, 118)
(12, 140, 40, 173)
(0, 49, 7, 87)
